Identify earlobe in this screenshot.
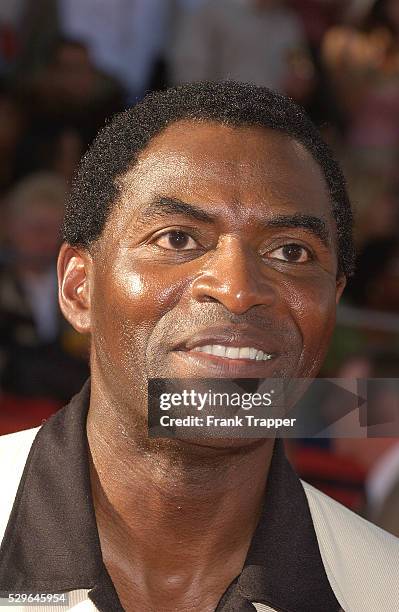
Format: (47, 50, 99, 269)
(335, 275, 346, 304)
(57, 243, 92, 334)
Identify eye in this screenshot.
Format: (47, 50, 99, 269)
(268, 243, 312, 263)
(153, 230, 199, 251)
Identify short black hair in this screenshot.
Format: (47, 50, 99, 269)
(64, 80, 354, 276)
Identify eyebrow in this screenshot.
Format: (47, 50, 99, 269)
(137, 196, 216, 224)
(137, 197, 331, 246)
(267, 213, 331, 247)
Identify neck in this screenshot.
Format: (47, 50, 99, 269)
(86, 381, 274, 611)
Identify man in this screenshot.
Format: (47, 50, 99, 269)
(0, 172, 88, 403)
(16, 0, 170, 103)
(0, 81, 398, 611)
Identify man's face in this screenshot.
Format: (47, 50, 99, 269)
(61, 121, 345, 428)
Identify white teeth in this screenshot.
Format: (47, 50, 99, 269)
(225, 347, 240, 359)
(192, 345, 210, 353)
(212, 345, 226, 357)
(191, 345, 272, 361)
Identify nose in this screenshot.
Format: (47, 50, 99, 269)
(190, 236, 277, 315)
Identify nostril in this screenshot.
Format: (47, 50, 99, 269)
(201, 295, 219, 303)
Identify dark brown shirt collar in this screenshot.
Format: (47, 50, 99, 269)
(0, 380, 340, 612)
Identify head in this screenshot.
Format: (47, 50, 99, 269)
(6, 172, 67, 270)
(364, 0, 399, 33)
(58, 81, 354, 447)
(48, 38, 96, 101)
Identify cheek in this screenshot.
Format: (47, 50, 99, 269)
(284, 274, 337, 376)
(91, 261, 186, 371)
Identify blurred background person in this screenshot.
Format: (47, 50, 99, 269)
(0, 1, 25, 75)
(288, 350, 399, 525)
(370, 452, 399, 537)
(343, 173, 399, 312)
(323, 0, 399, 176)
(289, 0, 351, 51)
(16, 37, 126, 148)
(16, 0, 171, 103)
(346, 236, 399, 312)
(169, 0, 315, 105)
(0, 172, 89, 411)
(332, 351, 399, 536)
(0, 82, 25, 195)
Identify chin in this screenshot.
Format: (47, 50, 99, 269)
(172, 435, 270, 454)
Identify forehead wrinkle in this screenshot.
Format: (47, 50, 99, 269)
(122, 142, 269, 192)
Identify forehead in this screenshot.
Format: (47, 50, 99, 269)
(114, 120, 332, 230)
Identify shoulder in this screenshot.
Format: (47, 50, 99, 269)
(0, 427, 41, 545)
(302, 480, 399, 612)
(0, 426, 40, 460)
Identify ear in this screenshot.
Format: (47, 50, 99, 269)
(57, 243, 92, 334)
(335, 274, 346, 305)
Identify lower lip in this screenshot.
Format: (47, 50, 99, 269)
(173, 349, 277, 377)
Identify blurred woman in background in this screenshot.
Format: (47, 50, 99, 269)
(323, 0, 399, 176)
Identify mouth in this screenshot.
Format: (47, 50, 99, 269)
(173, 347, 277, 377)
(189, 344, 272, 361)
(172, 326, 279, 376)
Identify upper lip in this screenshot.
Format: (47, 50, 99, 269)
(174, 325, 277, 355)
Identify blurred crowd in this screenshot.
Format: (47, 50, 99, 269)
(0, 0, 398, 533)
